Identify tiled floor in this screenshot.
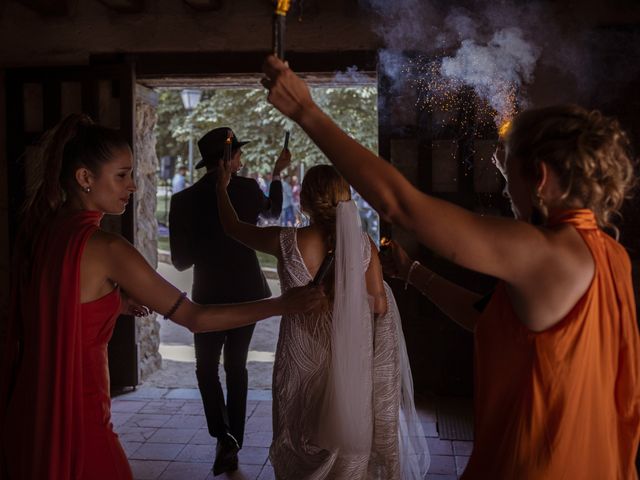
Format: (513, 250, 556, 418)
(112, 386, 470, 480)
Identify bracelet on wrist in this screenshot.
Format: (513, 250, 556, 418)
(404, 261, 420, 290)
(164, 292, 187, 320)
(423, 270, 437, 290)
(272, 174, 281, 181)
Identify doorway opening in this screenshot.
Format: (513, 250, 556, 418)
(136, 75, 379, 390)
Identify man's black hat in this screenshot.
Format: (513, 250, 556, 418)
(195, 127, 250, 169)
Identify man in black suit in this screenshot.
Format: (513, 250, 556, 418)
(169, 127, 289, 475)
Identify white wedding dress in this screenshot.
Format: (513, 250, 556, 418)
(270, 202, 429, 480)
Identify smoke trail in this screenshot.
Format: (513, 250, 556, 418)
(440, 27, 541, 125)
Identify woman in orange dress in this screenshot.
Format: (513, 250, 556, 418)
(0, 114, 324, 479)
(261, 55, 640, 479)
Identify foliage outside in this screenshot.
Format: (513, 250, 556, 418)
(154, 86, 378, 178)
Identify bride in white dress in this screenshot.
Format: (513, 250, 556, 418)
(216, 161, 429, 479)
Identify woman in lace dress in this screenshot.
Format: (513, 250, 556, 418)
(216, 162, 429, 479)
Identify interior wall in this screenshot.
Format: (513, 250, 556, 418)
(0, 70, 8, 333)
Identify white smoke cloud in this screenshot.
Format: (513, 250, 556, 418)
(333, 66, 374, 85)
(440, 28, 541, 124)
(360, 0, 581, 125)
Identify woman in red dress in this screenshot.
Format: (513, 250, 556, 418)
(0, 114, 324, 479)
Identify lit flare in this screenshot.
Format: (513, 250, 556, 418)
(498, 120, 512, 139)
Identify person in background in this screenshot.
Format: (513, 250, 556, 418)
(172, 165, 188, 194)
(281, 175, 295, 226)
(257, 173, 267, 195)
(169, 126, 290, 475)
(291, 175, 301, 225)
(261, 55, 640, 479)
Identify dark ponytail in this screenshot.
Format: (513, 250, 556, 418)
(20, 113, 129, 252)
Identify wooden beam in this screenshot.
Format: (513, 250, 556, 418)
(97, 0, 144, 13)
(98, 51, 378, 79)
(181, 0, 222, 12)
(14, 0, 70, 16)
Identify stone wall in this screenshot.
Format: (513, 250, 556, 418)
(134, 86, 162, 380)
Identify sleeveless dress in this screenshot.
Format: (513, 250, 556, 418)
(1, 211, 132, 479)
(463, 209, 640, 479)
(80, 288, 132, 479)
(270, 227, 403, 479)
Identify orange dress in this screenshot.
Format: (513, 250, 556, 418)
(1, 211, 132, 479)
(463, 209, 640, 479)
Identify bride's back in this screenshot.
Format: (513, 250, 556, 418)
(292, 164, 351, 280)
(295, 225, 332, 279)
(278, 165, 386, 315)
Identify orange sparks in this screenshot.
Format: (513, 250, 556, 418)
(275, 0, 291, 15)
(498, 120, 512, 139)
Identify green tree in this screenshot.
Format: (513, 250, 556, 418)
(154, 86, 378, 178)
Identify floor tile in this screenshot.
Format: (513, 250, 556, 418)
(175, 444, 214, 463)
(179, 403, 205, 415)
(189, 429, 216, 446)
(166, 388, 203, 400)
(422, 422, 439, 437)
(158, 461, 212, 480)
(257, 465, 275, 480)
(130, 443, 185, 461)
(125, 413, 173, 428)
(163, 414, 207, 429)
(148, 428, 198, 444)
(426, 438, 453, 456)
(122, 387, 170, 400)
(455, 455, 470, 476)
(428, 454, 457, 475)
(121, 440, 144, 456)
(140, 400, 186, 415)
(117, 426, 160, 443)
(238, 446, 269, 466)
(112, 412, 136, 427)
(112, 399, 150, 413)
(242, 431, 273, 448)
(129, 459, 170, 479)
(452, 441, 473, 456)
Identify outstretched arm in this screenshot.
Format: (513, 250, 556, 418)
(381, 241, 480, 332)
(99, 232, 323, 332)
(216, 159, 281, 257)
(261, 56, 553, 287)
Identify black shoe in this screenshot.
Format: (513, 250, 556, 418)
(212, 433, 240, 476)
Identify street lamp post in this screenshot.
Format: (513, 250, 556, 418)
(180, 89, 203, 184)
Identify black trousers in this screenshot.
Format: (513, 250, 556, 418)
(194, 323, 256, 448)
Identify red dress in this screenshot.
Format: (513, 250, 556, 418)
(1, 211, 132, 479)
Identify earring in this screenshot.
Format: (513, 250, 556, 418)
(84, 186, 91, 193)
